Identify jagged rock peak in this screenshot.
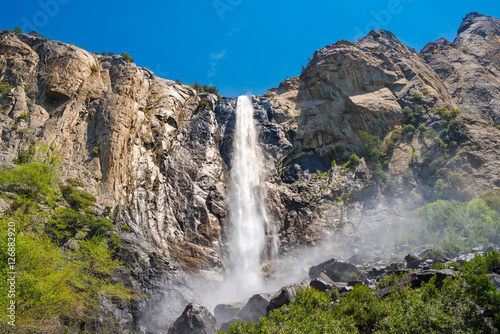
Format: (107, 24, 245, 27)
(457, 12, 493, 35)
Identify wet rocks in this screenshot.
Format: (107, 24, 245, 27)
(309, 258, 359, 282)
(266, 284, 307, 314)
(168, 303, 217, 334)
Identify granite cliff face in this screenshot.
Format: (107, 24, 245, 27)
(1, 12, 500, 333)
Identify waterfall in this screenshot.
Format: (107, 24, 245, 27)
(226, 95, 271, 293)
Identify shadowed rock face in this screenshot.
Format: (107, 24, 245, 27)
(1, 12, 500, 333)
(168, 303, 217, 334)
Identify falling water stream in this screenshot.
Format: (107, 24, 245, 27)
(227, 95, 269, 293)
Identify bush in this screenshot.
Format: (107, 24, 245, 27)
(349, 153, 360, 168)
(422, 89, 430, 96)
(90, 64, 99, 73)
(358, 130, 382, 164)
(197, 99, 212, 111)
(410, 92, 422, 101)
(60, 184, 96, 210)
(121, 52, 133, 63)
(0, 84, 13, 94)
(437, 106, 462, 120)
(0, 163, 58, 206)
(18, 113, 30, 122)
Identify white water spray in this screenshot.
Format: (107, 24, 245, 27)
(226, 95, 271, 294)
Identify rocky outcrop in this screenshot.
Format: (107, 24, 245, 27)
(2, 11, 500, 333)
(168, 303, 217, 334)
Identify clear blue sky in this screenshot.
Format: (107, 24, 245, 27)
(1, 0, 499, 97)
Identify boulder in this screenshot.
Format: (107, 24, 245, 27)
(409, 270, 456, 289)
(487, 274, 500, 292)
(266, 284, 306, 314)
(310, 272, 335, 292)
(213, 301, 246, 328)
(168, 303, 217, 334)
(309, 258, 359, 282)
(237, 293, 272, 324)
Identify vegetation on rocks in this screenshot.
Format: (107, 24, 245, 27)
(222, 251, 500, 334)
(0, 147, 133, 333)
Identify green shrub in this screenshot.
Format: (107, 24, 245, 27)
(197, 99, 212, 111)
(90, 64, 99, 73)
(437, 106, 462, 120)
(60, 184, 96, 210)
(121, 52, 133, 63)
(24, 86, 29, 92)
(0, 84, 13, 94)
(422, 89, 430, 96)
(13, 27, 22, 33)
(358, 130, 382, 164)
(92, 146, 99, 156)
(418, 124, 427, 132)
(0, 163, 58, 206)
(391, 129, 402, 142)
(18, 113, 30, 122)
(192, 81, 203, 92)
(349, 153, 360, 168)
(402, 124, 415, 137)
(410, 92, 422, 101)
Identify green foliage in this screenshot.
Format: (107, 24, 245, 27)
(121, 52, 133, 63)
(410, 92, 422, 101)
(192, 81, 203, 92)
(0, 83, 13, 94)
(437, 106, 462, 120)
(60, 184, 96, 210)
(90, 64, 99, 73)
(332, 145, 346, 164)
(349, 153, 360, 168)
(13, 144, 35, 165)
(358, 130, 382, 164)
(92, 146, 99, 156)
(402, 124, 415, 137)
(175, 78, 182, 84)
(434, 172, 473, 202)
(418, 124, 427, 132)
(0, 159, 132, 331)
(203, 85, 219, 94)
(222, 253, 500, 334)
(0, 163, 58, 207)
(13, 27, 22, 33)
(399, 191, 500, 255)
(144, 105, 150, 113)
(391, 129, 402, 142)
(197, 99, 212, 111)
(24, 86, 29, 92)
(376, 273, 403, 289)
(122, 224, 131, 233)
(224, 288, 358, 334)
(422, 89, 430, 96)
(17, 112, 30, 122)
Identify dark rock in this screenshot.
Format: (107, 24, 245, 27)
(487, 274, 500, 292)
(405, 253, 423, 264)
(310, 273, 335, 292)
(237, 293, 272, 324)
(266, 284, 306, 314)
(409, 270, 456, 289)
(168, 303, 217, 334)
(214, 301, 246, 328)
(309, 258, 359, 282)
(372, 287, 391, 298)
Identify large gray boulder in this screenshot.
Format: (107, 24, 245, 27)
(168, 303, 217, 334)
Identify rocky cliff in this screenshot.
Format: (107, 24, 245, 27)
(1, 11, 500, 333)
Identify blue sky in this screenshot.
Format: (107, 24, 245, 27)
(1, 0, 499, 97)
